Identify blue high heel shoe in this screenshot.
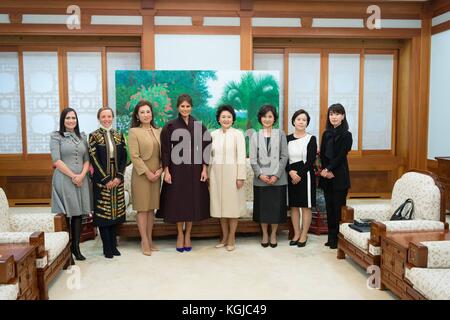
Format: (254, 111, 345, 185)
(183, 247, 192, 252)
(176, 247, 184, 253)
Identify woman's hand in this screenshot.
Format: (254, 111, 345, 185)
(289, 170, 301, 185)
(145, 170, 156, 182)
(105, 181, 115, 190)
(164, 168, 172, 184)
(72, 174, 83, 187)
(320, 169, 328, 178)
(268, 176, 278, 185)
(200, 169, 208, 182)
(236, 179, 244, 189)
(259, 175, 271, 184)
(112, 177, 121, 187)
(326, 171, 335, 179)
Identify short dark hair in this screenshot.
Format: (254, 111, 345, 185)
(97, 107, 114, 120)
(58, 107, 81, 138)
(130, 100, 157, 129)
(177, 94, 193, 108)
(216, 105, 236, 125)
(257, 104, 278, 125)
(326, 103, 349, 131)
(291, 109, 310, 126)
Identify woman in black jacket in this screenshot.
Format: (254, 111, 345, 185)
(319, 103, 352, 249)
(89, 107, 128, 258)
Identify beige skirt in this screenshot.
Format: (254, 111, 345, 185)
(131, 159, 161, 211)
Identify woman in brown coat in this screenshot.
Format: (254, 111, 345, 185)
(128, 100, 162, 256)
(158, 94, 211, 252)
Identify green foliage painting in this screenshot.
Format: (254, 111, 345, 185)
(115, 70, 280, 136)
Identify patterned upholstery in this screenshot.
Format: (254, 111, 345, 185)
(9, 213, 55, 233)
(0, 189, 10, 232)
(421, 240, 450, 269)
(383, 220, 445, 232)
(341, 172, 444, 254)
(391, 172, 441, 221)
(0, 187, 70, 265)
(45, 232, 69, 263)
(0, 283, 19, 300)
(352, 203, 392, 221)
(0, 232, 35, 244)
(339, 223, 370, 251)
(123, 159, 256, 222)
(405, 267, 450, 300)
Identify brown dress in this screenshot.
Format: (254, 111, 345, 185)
(128, 126, 161, 211)
(157, 114, 211, 223)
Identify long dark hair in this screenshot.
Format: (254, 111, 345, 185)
(130, 100, 157, 129)
(58, 108, 81, 138)
(325, 103, 349, 131)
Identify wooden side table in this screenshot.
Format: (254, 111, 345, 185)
(0, 244, 40, 300)
(380, 230, 450, 299)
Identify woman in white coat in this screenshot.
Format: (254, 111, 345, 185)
(209, 105, 246, 251)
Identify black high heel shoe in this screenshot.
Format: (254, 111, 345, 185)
(261, 242, 269, 248)
(297, 237, 308, 247)
(289, 238, 300, 246)
(269, 242, 278, 248)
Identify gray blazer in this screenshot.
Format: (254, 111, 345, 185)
(250, 128, 288, 187)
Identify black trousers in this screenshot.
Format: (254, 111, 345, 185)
(324, 189, 348, 244)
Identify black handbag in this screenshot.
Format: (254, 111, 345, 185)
(390, 198, 414, 221)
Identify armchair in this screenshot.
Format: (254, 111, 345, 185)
(0, 254, 19, 300)
(405, 240, 450, 300)
(337, 170, 447, 269)
(0, 188, 71, 300)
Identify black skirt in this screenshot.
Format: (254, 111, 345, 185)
(287, 162, 316, 208)
(253, 185, 287, 224)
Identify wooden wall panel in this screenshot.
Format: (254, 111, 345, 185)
(348, 171, 392, 198)
(0, 176, 52, 206)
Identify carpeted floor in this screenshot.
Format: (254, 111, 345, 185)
(11, 203, 396, 300)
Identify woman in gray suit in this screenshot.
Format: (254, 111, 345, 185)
(250, 105, 288, 248)
(50, 108, 91, 261)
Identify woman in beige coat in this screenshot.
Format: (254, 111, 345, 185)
(209, 105, 246, 251)
(128, 100, 162, 256)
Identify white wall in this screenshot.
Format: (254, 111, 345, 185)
(428, 30, 450, 159)
(155, 34, 240, 70)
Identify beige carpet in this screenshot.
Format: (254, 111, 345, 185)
(10, 204, 396, 300)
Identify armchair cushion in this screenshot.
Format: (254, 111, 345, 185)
(405, 267, 450, 300)
(391, 172, 441, 221)
(0, 232, 36, 244)
(382, 220, 445, 232)
(420, 240, 450, 268)
(0, 188, 10, 232)
(8, 213, 56, 233)
(0, 283, 19, 300)
(339, 223, 370, 251)
(44, 232, 69, 263)
(351, 203, 392, 221)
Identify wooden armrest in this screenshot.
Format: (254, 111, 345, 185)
(340, 206, 354, 224)
(0, 255, 16, 284)
(369, 221, 386, 247)
(29, 231, 46, 258)
(54, 213, 68, 232)
(408, 241, 428, 268)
